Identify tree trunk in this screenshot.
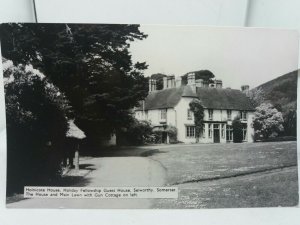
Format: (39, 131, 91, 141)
(74, 144, 80, 170)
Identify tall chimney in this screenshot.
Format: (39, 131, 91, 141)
(196, 79, 203, 87)
(163, 77, 168, 89)
(169, 75, 175, 88)
(152, 80, 157, 91)
(215, 80, 223, 88)
(187, 73, 195, 85)
(175, 77, 182, 88)
(187, 73, 196, 93)
(149, 79, 152, 93)
(241, 85, 249, 94)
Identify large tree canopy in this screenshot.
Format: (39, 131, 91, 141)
(0, 23, 149, 144)
(181, 70, 215, 85)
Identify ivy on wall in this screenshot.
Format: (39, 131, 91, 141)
(189, 99, 204, 142)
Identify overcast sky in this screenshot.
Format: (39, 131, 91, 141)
(130, 25, 299, 89)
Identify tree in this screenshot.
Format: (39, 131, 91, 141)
(247, 87, 265, 107)
(4, 61, 69, 194)
(253, 103, 284, 140)
(232, 116, 243, 143)
(181, 70, 215, 85)
(0, 23, 148, 146)
(189, 99, 204, 142)
(283, 109, 296, 137)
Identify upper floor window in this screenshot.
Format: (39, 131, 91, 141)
(187, 109, 193, 120)
(227, 110, 232, 120)
(161, 109, 167, 120)
(208, 109, 213, 120)
(240, 111, 247, 121)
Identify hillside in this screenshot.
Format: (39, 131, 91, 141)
(251, 70, 298, 113)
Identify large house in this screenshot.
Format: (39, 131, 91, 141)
(134, 73, 255, 144)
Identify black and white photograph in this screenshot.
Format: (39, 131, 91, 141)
(0, 23, 298, 209)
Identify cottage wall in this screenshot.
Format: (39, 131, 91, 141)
(134, 97, 255, 144)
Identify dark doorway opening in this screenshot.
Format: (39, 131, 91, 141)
(213, 124, 220, 143)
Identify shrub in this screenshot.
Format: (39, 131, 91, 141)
(117, 119, 153, 145)
(232, 116, 243, 143)
(4, 63, 69, 194)
(253, 103, 284, 140)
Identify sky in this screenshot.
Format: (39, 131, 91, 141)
(129, 25, 299, 89)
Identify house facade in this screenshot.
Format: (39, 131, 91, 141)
(135, 73, 255, 144)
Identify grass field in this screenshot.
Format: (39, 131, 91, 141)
(146, 141, 298, 208)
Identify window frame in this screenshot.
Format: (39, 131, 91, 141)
(226, 125, 233, 141)
(240, 111, 247, 121)
(186, 125, 195, 138)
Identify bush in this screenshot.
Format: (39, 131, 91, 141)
(4, 64, 69, 194)
(117, 119, 153, 145)
(232, 117, 243, 143)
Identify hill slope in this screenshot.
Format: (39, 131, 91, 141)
(252, 70, 298, 113)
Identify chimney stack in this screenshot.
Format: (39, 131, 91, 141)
(187, 73, 196, 92)
(175, 77, 182, 88)
(163, 77, 168, 89)
(215, 80, 223, 88)
(187, 73, 195, 85)
(149, 79, 157, 93)
(167, 75, 175, 88)
(241, 85, 249, 94)
(196, 79, 203, 87)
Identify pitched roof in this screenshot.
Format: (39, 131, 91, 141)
(195, 87, 254, 111)
(66, 120, 86, 139)
(136, 85, 255, 111)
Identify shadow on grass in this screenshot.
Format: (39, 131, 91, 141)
(6, 174, 92, 204)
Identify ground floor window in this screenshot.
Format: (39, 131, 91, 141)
(186, 126, 195, 138)
(221, 124, 225, 138)
(226, 125, 233, 141)
(242, 124, 247, 141)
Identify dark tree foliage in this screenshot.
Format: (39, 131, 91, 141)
(150, 73, 167, 90)
(0, 23, 148, 146)
(117, 119, 153, 145)
(232, 116, 243, 143)
(181, 70, 215, 85)
(4, 65, 68, 194)
(189, 99, 204, 142)
(283, 109, 297, 137)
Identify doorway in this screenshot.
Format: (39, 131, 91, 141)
(213, 124, 220, 143)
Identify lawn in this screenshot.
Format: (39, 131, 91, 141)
(146, 141, 298, 208)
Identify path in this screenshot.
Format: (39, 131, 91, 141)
(7, 157, 166, 209)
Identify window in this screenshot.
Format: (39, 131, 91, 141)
(186, 126, 195, 138)
(208, 124, 212, 138)
(242, 124, 247, 141)
(161, 109, 167, 120)
(240, 111, 247, 121)
(227, 110, 232, 120)
(221, 124, 225, 138)
(208, 109, 213, 120)
(187, 109, 193, 120)
(226, 125, 233, 141)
